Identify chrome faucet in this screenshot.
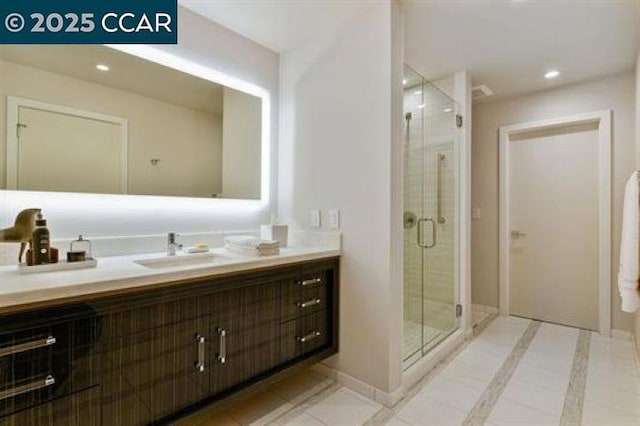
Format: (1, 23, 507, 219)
(167, 232, 183, 256)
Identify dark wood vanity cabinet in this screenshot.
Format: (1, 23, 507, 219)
(0, 257, 339, 426)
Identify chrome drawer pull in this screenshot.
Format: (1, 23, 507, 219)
(296, 299, 321, 308)
(194, 335, 206, 372)
(217, 328, 227, 364)
(0, 375, 55, 401)
(0, 335, 56, 357)
(299, 278, 322, 287)
(297, 331, 321, 343)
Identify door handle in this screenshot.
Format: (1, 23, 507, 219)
(194, 335, 206, 372)
(0, 335, 56, 357)
(417, 217, 436, 249)
(437, 153, 446, 224)
(510, 230, 527, 239)
(0, 375, 55, 401)
(216, 328, 227, 364)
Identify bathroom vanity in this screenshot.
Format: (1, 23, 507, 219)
(0, 251, 339, 425)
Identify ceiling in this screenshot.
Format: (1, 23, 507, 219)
(179, 0, 372, 53)
(0, 45, 224, 115)
(403, 0, 640, 102)
(181, 1, 639, 102)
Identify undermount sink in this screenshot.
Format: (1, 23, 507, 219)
(134, 252, 233, 270)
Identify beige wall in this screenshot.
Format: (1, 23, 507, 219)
(279, 3, 402, 394)
(0, 59, 223, 198)
(472, 71, 636, 332)
(222, 87, 261, 199)
(636, 52, 640, 354)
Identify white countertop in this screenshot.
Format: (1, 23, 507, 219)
(0, 246, 340, 313)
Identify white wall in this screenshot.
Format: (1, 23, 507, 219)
(472, 71, 636, 332)
(635, 52, 640, 354)
(222, 87, 262, 199)
(0, 59, 223, 198)
(278, 2, 402, 395)
(0, 7, 279, 257)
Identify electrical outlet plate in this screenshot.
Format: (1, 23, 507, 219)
(328, 210, 340, 229)
(310, 209, 321, 228)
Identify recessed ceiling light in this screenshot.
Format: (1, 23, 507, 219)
(417, 104, 425, 109)
(443, 108, 453, 113)
(402, 78, 408, 86)
(96, 64, 110, 72)
(414, 90, 422, 95)
(544, 70, 560, 79)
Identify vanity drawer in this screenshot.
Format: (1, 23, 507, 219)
(0, 316, 100, 418)
(281, 272, 327, 320)
(280, 311, 329, 363)
(281, 283, 327, 321)
(0, 385, 100, 426)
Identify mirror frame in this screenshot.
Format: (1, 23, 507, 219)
(3, 44, 271, 205)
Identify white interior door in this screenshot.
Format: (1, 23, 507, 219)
(17, 106, 124, 194)
(509, 123, 599, 330)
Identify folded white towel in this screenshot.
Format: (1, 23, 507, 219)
(225, 244, 280, 257)
(618, 173, 639, 313)
(224, 236, 280, 250)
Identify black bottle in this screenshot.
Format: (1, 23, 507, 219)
(31, 213, 50, 265)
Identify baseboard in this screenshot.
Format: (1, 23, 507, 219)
(310, 362, 403, 408)
(610, 328, 632, 340)
(472, 303, 498, 314)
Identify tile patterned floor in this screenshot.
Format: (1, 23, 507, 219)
(175, 316, 640, 425)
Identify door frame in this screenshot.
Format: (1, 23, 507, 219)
(6, 96, 129, 193)
(498, 110, 611, 334)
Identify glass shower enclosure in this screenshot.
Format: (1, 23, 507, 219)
(403, 65, 460, 369)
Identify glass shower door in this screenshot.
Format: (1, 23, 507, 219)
(403, 65, 460, 369)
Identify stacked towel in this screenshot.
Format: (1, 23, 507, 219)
(618, 173, 639, 313)
(224, 236, 280, 257)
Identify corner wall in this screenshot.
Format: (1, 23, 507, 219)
(635, 51, 640, 355)
(278, 2, 403, 396)
(471, 71, 636, 332)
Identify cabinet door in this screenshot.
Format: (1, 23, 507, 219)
(0, 386, 100, 426)
(100, 296, 211, 426)
(210, 282, 280, 393)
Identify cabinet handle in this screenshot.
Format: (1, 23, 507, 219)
(217, 328, 227, 364)
(299, 278, 322, 287)
(194, 335, 206, 372)
(0, 335, 56, 358)
(297, 331, 321, 343)
(296, 298, 322, 308)
(0, 375, 55, 401)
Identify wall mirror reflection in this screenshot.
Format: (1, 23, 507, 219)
(0, 45, 263, 199)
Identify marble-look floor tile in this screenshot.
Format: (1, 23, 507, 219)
(486, 398, 559, 425)
(500, 380, 566, 417)
(416, 375, 486, 413)
(304, 388, 382, 425)
(581, 398, 640, 425)
(384, 416, 411, 426)
(282, 413, 325, 425)
(395, 395, 468, 426)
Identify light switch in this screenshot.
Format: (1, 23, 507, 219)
(328, 210, 340, 229)
(310, 209, 321, 228)
(472, 207, 481, 220)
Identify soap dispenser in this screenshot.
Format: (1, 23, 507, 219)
(31, 213, 50, 265)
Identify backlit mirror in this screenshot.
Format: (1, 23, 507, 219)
(0, 45, 265, 200)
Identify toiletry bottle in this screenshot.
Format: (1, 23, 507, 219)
(31, 213, 50, 265)
(68, 235, 92, 262)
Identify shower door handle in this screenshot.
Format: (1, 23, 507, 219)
(417, 217, 436, 249)
(437, 153, 446, 224)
